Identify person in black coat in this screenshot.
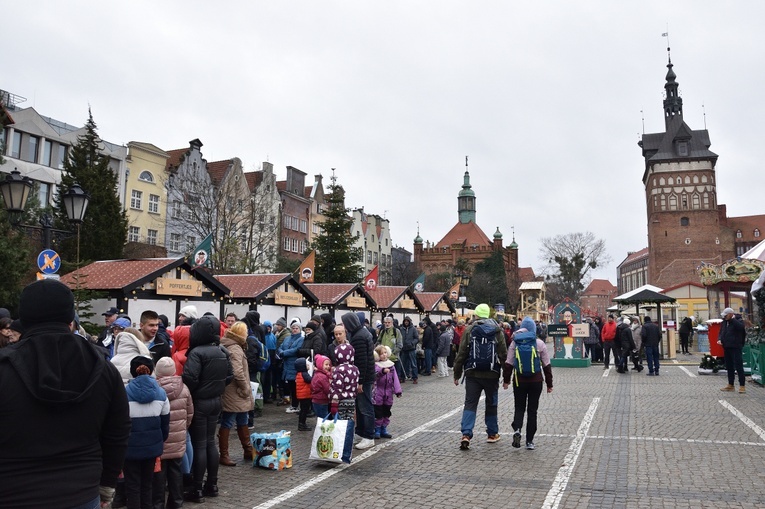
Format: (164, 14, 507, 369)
(420, 317, 435, 376)
(341, 312, 376, 449)
(719, 308, 747, 392)
(182, 315, 233, 502)
(300, 319, 327, 357)
(0, 280, 130, 509)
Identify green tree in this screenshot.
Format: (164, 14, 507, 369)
(469, 251, 510, 308)
(55, 110, 128, 265)
(0, 209, 33, 313)
(274, 254, 300, 274)
(539, 232, 610, 302)
(310, 179, 362, 283)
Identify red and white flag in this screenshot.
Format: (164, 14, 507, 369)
(364, 265, 379, 291)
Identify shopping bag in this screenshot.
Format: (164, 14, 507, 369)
(250, 430, 292, 470)
(309, 414, 355, 464)
(250, 381, 263, 401)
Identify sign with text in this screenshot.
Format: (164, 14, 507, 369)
(571, 323, 589, 337)
(345, 296, 366, 308)
(156, 277, 203, 297)
(274, 290, 302, 306)
(398, 298, 416, 309)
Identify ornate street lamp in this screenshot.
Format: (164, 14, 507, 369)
(0, 168, 34, 219)
(61, 184, 90, 223)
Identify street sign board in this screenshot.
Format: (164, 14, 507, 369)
(37, 249, 61, 274)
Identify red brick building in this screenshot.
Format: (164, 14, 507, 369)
(579, 279, 618, 318)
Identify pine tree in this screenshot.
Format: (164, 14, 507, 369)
(55, 110, 128, 265)
(311, 178, 362, 283)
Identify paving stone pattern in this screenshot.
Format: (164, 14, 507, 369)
(187, 352, 765, 509)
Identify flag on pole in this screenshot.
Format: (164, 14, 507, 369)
(446, 281, 460, 301)
(297, 250, 315, 283)
(412, 272, 426, 293)
(191, 233, 212, 269)
(363, 265, 379, 291)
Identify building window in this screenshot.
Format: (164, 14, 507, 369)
(736, 230, 742, 239)
(291, 238, 299, 252)
(128, 226, 140, 243)
(367, 250, 372, 263)
(373, 252, 378, 264)
(26, 136, 38, 162)
(186, 236, 196, 252)
(56, 145, 67, 169)
(148, 194, 160, 213)
(43, 140, 52, 166)
(130, 190, 142, 210)
(755, 229, 761, 238)
(300, 240, 306, 253)
(139, 171, 154, 183)
(680, 217, 689, 226)
(668, 195, 677, 210)
(283, 237, 290, 251)
(677, 142, 688, 156)
(703, 193, 710, 208)
(11, 131, 21, 158)
(170, 233, 181, 251)
(147, 229, 158, 245)
(283, 214, 290, 228)
(692, 194, 700, 209)
(299, 219, 307, 233)
(36, 182, 50, 208)
(291, 216, 299, 231)
(312, 222, 320, 234)
(172, 200, 181, 218)
(659, 177, 665, 186)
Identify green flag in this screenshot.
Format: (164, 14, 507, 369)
(412, 272, 426, 293)
(191, 233, 212, 269)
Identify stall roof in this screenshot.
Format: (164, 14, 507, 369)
(613, 288, 675, 304)
(365, 285, 421, 311)
(215, 273, 316, 302)
(613, 284, 664, 302)
(414, 292, 456, 314)
(303, 283, 372, 307)
(59, 257, 229, 295)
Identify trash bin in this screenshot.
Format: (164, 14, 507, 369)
(696, 327, 709, 353)
(706, 319, 724, 357)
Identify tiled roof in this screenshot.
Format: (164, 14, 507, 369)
(518, 267, 537, 282)
(414, 292, 450, 312)
(662, 281, 705, 293)
(727, 214, 765, 243)
(59, 258, 180, 290)
(581, 278, 617, 295)
(304, 283, 359, 305)
(207, 159, 230, 186)
(618, 247, 649, 267)
(244, 171, 263, 192)
(435, 221, 491, 248)
(165, 148, 187, 172)
(215, 273, 291, 299)
(365, 286, 409, 309)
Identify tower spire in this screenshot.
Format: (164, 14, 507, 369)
(662, 38, 682, 127)
(458, 156, 476, 224)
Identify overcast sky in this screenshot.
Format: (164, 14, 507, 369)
(5, 1, 764, 283)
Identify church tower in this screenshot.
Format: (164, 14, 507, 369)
(457, 156, 476, 223)
(638, 54, 733, 287)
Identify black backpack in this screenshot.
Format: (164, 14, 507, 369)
(464, 320, 501, 373)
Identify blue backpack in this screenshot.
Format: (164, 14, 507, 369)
(513, 332, 541, 385)
(464, 320, 501, 374)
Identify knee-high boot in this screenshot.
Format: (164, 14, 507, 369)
(237, 425, 254, 462)
(218, 427, 237, 466)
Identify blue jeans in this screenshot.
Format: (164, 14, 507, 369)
(220, 411, 249, 429)
(69, 496, 100, 509)
(645, 345, 660, 374)
(402, 349, 418, 380)
(724, 347, 746, 386)
(313, 403, 329, 419)
(422, 349, 433, 374)
(460, 376, 499, 438)
(355, 382, 376, 439)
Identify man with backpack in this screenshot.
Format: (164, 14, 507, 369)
(453, 303, 507, 450)
(503, 317, 553, 451)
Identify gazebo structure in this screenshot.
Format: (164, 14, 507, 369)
(613, 286, 677, 359)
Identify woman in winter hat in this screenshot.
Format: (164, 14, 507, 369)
(218, 321, 254, 466)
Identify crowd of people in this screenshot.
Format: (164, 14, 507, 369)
(2, 279, 741, 508)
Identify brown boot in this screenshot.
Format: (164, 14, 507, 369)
(720, 384, 734, 392)
(237, 425, 254, 462)
(218, 427, 237, 466)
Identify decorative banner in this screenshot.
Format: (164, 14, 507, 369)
(191, 234, 212, 269)
(363, 265, 379, 291)
(412, 272, 425, 293)
(345, 296, 366, 308)
(156, 277, 203, 297)
(446, 282, 460, 301)
(297, 251, 316, 283)
(698, 259, 765, 286)
(553, 299, 581, 324)
(274, 290, 303, 306)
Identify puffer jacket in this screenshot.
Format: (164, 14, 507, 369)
(124, 375, 170, 461)
(299, 328, 327, 357)
(342, 312, 375, 385)
(295, 358, 312, 400)
(182, 316, 233, 401)
(220, 329, 254, 413)
(171, 323, 192, 375)
(111, 332, 152, 383)
(279, 332, 305, 382)
(157, 375, 194, 460)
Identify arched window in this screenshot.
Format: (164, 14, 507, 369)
(684, 176, 691, 184)
(138, 171, 154, 183)
(669, 194, 678, 210)
(676, 177, 682, 185)
(701, 175, 708, 183)
(693, 175, 699, 184)
(755, 229, 761, 238)
(736, 230, 743, 239)
(659, 177, 666, 186)
(680, 217, 690, 226)
(660, 195, 667, 210)
(703, 193, 710, 208)
(692, 194, 700, 209)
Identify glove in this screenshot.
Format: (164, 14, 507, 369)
(99, 486, 115, 507)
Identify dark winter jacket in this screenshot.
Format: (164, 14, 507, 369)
(679, 317, 693, 335)
(640, 319, 662, 347)
(182, 316, 233, 401)
(148, 331, 172, 365)
(125, 375, 170, 461)
(320, 313, 336, 348)
(242, 311, 266, 343)
(0, 322, 130, 508)
(453, 318, 507, 380)
(399, 317, 419, 351)
(719, 316, 746, 349)
(341, 312, 375, 385)
(299, 328, 327, 358)
(615, 322, 635, 352)
(421, 317, 435, 350)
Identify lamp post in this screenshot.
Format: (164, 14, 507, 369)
(1, 168, 90, 250)
(455, 271, 471, 317)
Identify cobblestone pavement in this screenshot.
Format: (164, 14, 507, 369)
(187, 353, 765, 509)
